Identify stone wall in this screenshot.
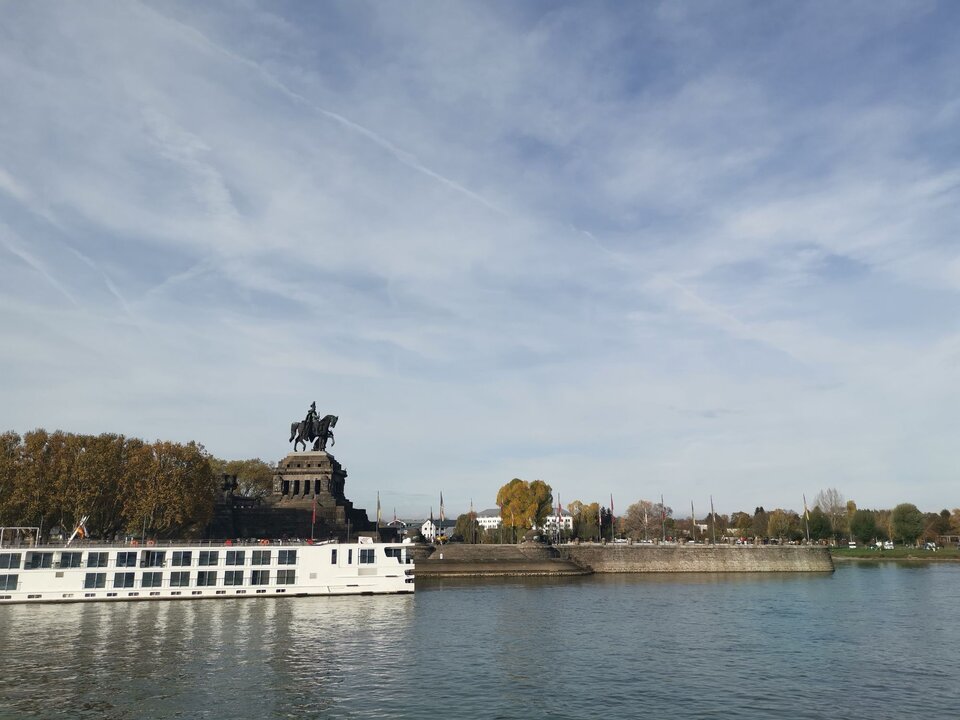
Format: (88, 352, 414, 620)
(415, 543, 587, 576)
(410, 543, 833, 576)
(560, 544, 834, 573)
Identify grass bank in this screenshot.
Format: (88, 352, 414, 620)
(831, 546, 960, 561)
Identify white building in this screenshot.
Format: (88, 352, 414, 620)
(476, 508, 502, 531)
(420, 518, 456, 542)
(539, 509, 574, 532)
(473, 508, 573, 534)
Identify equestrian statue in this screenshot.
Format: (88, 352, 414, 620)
(290, 402, 338, 452)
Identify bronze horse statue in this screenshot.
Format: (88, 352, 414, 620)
(290, 413, 338, 452)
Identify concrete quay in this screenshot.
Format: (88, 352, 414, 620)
(413, 543, 834, 577)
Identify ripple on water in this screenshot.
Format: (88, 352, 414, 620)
(1, 565, 958, 719)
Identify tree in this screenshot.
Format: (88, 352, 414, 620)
(767, 509, 791, 542)
(751, 507, 768, 539)
(814, 488, 847, 541)
(704, 512, 728, 543)
(454, 511, 480, 543)
(890, 503, 924, 545)
(568, 500, 599, 541)
(210, 457, 275, 498)
(731, 511, 752, 537)
(0, 431, 21, 525)
(621, 500, 671, 541)
(121, 440, 217, 538)
(806, 507, 832, 541)
(849, 509, 877, 544)
(496, 478, 553, 534)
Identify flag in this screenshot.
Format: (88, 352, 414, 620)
(440, 492, 445, 523)
(803, 494, 810, 520)
(376, 491, 382, 527)
(610, 494, 614, 518)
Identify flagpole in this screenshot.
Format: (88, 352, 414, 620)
(610, 494, 615, 542)
(691, 501, 695, 543)
(710, 495, 716, 545)
(660, 494, 666, 543)
(803, 494, 811, 543)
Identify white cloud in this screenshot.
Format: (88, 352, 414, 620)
(1, 1, 958, 517)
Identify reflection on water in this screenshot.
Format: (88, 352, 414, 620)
(1, 564, 958, 719)
(1, 596, 415, 719)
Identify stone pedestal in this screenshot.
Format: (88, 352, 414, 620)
(205, 451, 372, 541)
(273, 451, 350, 525)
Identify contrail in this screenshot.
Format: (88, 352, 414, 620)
(0, 223, 78, 306)
(144, 3, 504, 215)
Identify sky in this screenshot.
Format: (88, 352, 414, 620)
(1, 1, 959, 519)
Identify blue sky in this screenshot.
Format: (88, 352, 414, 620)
(2, 1, 959, 518)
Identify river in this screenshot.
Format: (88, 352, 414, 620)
(0, 562, 956, 719)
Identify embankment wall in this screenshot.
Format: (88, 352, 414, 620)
(412, 543, 833, 576)
(560, 544, 834, 573)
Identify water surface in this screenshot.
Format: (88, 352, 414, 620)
(1, 563, 956, 719)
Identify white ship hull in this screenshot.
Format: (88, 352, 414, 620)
(0, 538, 414, 604)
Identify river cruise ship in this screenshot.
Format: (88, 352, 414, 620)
(0, 535, 414, 604)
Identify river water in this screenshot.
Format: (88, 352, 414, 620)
(0, 562, 956, 719)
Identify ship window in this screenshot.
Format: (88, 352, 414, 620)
(359, 549, 375, 564)
(330, 549, 337, 564)
(224, 570, 243, 586)
(141, 551, 165, 568)
(28, 552, 53, 569)
(170, 571, 190, 587)
(141, 572, 162, 588)
(252, 550, 271, 566)
(84, 573, 106, 589)
(277, 570, 296, 585)
(385, 548, 401, 559)
(278, 550, 297, 565)
(226, 551, 245, 566)
(199, 551, 219, 566)
(113, 572, 135, 588)
(60, 552, 83, 568)
(116, 552, 137, 568)
(0, 553, 21, 569)
(171, 551, 192, 567)
(251, 570, 270, 585)
(197, 571, 217, 587)
(0, 575, 18, 591)
(347, 549, 353, 564)
(87, 552, 108, 568)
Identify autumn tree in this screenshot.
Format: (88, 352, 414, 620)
(767, 509, 792, 542)
(0, 431, 21, 525)
(121, 440, 217, 539)
(621, 499, 671, 541)
(567, 500, 600, 541)
(731, 511, 752, 537)
(210, 457, 275, 498)
(496, 478, 553, 533)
